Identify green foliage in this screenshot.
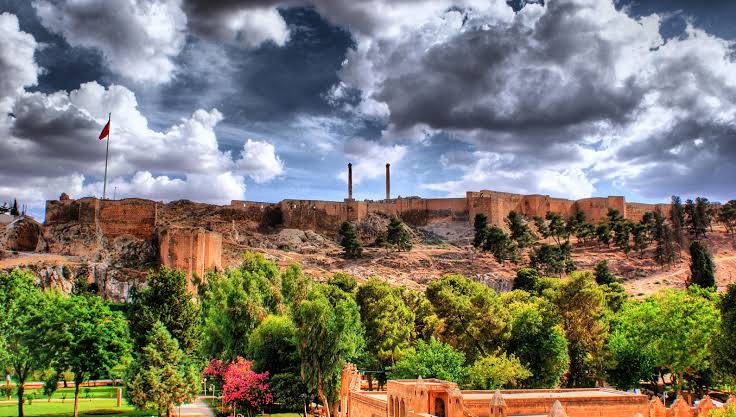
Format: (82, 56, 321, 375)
(670, 196, 687, 248)
(556, 272, 609, 387)
(720, 200, 736, 235)
(389, 338, 467, 384)
(426, 275, 509, 362)
(685, 197, 711, 239)
(714, 284, 736, 384)
(294, 283, 362, 415)
(400, 289, 439, 342)
(269, 372, 309, 412)
(689, 241, 716, 289)
(606, 331, 657, 390)
(612, 219, 633, 254)
(128, 267, 201, 355)
(594, 260, 616, 285)
(248, 315, 298, 375)
(10, 199, 19, 216)
(386, 217, 413, 251)
(545, 212, 570, 247)
(529, 243, 575, 276)
(654, 212, 676, 267)
(711, 405, 736, 417)
(200, 253, 284, 359)
(595, 221, 611, 246)
(506, 211, 535, 248)
(503, 291, 569, 388)
(125, 322, 199, 417)
(473, 214, 488, 249)
(483, 225, 518, 264)
(513, 268, 540, 292)
(608, 287, 720, 392)
(281, 264, 311, 313)
(338, 222, 363, 258)
(356, 278, 414, 367)
(466, 353, 531, 390)
(328, 273, 357, 294)
(0, 269, 54, 417)
(46, 295, 130, 416)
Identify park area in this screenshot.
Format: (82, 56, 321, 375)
(0, 386, 151, 417)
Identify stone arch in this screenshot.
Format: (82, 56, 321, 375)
(400, 399, 406, 417)
(434, 397, 446, 417)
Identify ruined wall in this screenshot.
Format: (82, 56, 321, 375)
(280, 199, 348, 232)
(625, 202, 671, 222)
(158, 226, 222, 287)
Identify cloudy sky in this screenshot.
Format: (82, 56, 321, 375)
(1, 0, 735, 217)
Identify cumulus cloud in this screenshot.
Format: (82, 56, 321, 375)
(0, 19, 285, 214)
(235, 139, 285, 183)
(32, 0, 187, 83)
(425, 151, 596, 200)
(331, 0, 736, 201)
(183, 0, 289, 47)
(0, 13, 39, 109)
(337, 138, 407, 185)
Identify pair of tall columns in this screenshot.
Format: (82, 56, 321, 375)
(347, 163, 390, 200)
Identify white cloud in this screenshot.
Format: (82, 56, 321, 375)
(0, 13, 39, 109)
(32, 0, 187, 84)
(337, 138, 407, 185)
(235, 139, 285, 183)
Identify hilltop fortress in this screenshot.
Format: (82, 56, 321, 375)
(35, 163, 670, 286)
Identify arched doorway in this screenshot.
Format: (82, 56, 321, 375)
(400, 399, 406, 417)
(434, 398, 445, 417)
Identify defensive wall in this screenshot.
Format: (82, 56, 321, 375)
(42, 189, 669, 278)
(339, 364, 729, 417)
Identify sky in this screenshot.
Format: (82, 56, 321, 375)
(1, 0, 735, 218)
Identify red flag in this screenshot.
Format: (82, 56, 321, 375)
(99, 120, 110, 140)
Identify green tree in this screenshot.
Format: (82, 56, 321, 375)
(653, 212, 676, 267)
(248, 315, 298, 376)
(50, 295, 130, 417)
(10, 199, 19, 216)
(483, 225, 518, 264)
(466, 353, 531, 389)
(125, 322, 199, 417)
(608, 288, 719, 395)
(670, 196, 687, 250)
(294, 284, 362, 417)
(0, 269, 54, 417)
(720, 200, 736, 235)
(631, 223, 650, 257)
(606, 331, 657, 391)
(714, 284, 736, 385)
(338, 222, 363, 258)
(595, 221, 611, 247)
(473, 213, 488, 249)
(506, 211, 535, 248)
(389, 338, 467, 384)
(503, 291, 569, 388)
(281, 264, 311, 313)
(513, 268, 540, 292)
(612, 219, 633, 255)
(129, 267, 201, 355)
(327, 272, 357, 295)
(689, 241, 716, 289)
(386, 217, 413, 251)
(529, 243, 575, 276)
(593, 260, 616, 285)
(356, 278, 414, 367)
(555, 272, 609, 387)
(400, 289, 439, 342)
(201, 253, 284, 359)
(426, 275, 509, 362)
(545, 212, 570, 247)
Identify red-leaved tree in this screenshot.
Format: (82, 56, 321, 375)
(204, 359, 228, 392)
(221, 357, 272, 417)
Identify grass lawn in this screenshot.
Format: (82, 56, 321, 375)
(19, 386, 124, 400)
(0, 399, 153, 417)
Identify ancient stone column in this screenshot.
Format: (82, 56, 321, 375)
(348, 163, 353, 200)
(386, 163, 391, 200)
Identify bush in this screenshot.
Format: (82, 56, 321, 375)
(513, 268, 540, 292)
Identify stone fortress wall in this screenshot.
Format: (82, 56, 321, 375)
(42, 163, 670, 280)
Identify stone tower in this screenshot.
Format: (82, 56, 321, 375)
(385, 163, 391, 200)
(348, 162, 353, 200)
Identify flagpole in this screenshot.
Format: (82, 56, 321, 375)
(102, 112, 111, 200)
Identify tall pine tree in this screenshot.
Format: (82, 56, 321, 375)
(689, 241, 716, 289)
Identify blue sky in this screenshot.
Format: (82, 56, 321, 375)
(1, 0, 735, 219)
